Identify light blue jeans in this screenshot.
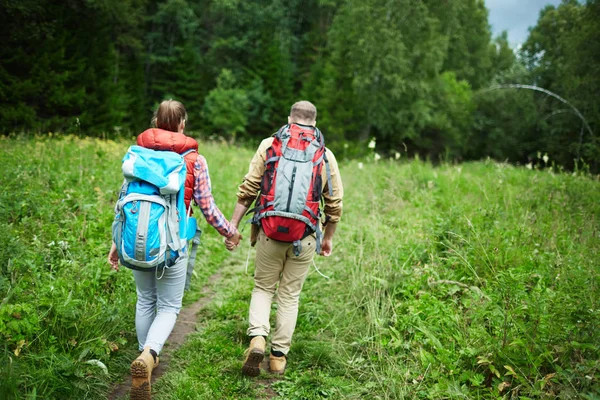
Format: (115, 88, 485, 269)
(132, 254, 187, 355)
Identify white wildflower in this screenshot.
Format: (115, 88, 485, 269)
(374, 153, 381, 162)
(85, 359, 108, 375)
(526, 163, 533, 170)
(368, 139, 376, 149)
(358, 162, 364, 170)
(542, 153, 549, 164)
(395, 152, 401, 160)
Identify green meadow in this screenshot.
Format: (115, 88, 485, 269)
(1, 136, 598, 399)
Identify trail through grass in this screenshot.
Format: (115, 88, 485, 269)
(148, 154, 600, 399)
(1, 136, 599, 399)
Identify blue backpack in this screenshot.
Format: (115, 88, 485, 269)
(112, 145, 195, 271)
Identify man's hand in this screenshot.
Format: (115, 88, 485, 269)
(225, 202, 250, 251)
(225, 231, 242, 251)
(108, 242, 119, 271)
(319, 221, 337, 257)
(320, 238, 333, 257)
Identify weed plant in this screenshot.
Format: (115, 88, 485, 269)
(293, 158, 599, 398)
(155, 156, 599, 399)
(0, 135, 251, 399)
(1, 136, 598, 399)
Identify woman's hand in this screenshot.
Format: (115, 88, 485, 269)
(224, 231, 242, 251)
(108, 242, 120, 271)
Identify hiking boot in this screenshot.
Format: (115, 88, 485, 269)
(269, 353, 287, 375)
(130, 347, 158, 400)
(242, 336, 266, 377)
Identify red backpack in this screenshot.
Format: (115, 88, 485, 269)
(252, 123, 332, 255)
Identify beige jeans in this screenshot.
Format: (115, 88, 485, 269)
(247, 229, 315, 355)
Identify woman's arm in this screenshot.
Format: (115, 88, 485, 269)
(193, 155, 239, 240)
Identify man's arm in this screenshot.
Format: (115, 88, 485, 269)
(320, 148, 343, 256)
(225, 138, 272, 250)
(320, 222, 337, 256)
(230, 202, 250, 230)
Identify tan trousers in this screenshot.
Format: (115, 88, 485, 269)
(247, 229, 315, 355)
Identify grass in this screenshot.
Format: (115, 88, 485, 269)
(0, 134, 252, 399)
(1, 135, 599, 399)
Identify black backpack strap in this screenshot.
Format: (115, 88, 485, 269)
(315, 220, 322, 254)
(314, 127, 323, 143)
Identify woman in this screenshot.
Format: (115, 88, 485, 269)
(108, 99, 241, 399)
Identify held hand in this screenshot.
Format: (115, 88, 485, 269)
(224, 231, 242, 251)
(108, 242, 120, 271)
(320, 238, 333, 257)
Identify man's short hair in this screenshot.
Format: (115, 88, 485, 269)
(290, 101, 317, 122)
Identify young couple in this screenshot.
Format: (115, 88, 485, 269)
(108, 99, 343, 399)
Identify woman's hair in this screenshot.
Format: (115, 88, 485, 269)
(151, 99, 188, 132)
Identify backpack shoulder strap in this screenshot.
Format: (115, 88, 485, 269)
(314, 129, 332, 197)
(273, 125, 289, 139)
(181, 149, 197, 157)
(323, 150, 333, 197)
(314, 127, 323, 143)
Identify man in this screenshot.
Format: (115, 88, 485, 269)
(226, 100, 343, 376)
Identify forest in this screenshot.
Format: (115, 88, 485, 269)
(1, 0, 599, 171)
(1, 1, 600, 399)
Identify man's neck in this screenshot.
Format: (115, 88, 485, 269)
(290, 121, 315, 128)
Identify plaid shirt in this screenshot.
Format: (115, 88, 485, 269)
(193, 155, 237, 238)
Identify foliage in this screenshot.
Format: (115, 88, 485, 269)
(519, 0, 600, 170)
(0, 136, 249, 399)
(1, 137, 599, 398)
(202, 69, 251, 139)
(0, 0, 599, 170)
(150, 143, 600, 399)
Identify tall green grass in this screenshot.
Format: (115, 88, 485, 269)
(1, 136, 598, 399)
(154, 155, 599, 399)
(0, 135, 252, 399)
(315, 159, 599, 398)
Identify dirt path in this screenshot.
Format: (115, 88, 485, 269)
(108, 272, 222, 400)
(257, 358, 279, 398)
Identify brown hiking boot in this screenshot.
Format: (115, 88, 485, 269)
(242, 336, 266, 377)
(269, 353, 287, 375)
(130, 347, 158, 400)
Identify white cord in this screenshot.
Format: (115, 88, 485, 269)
(245, 247, 252, 275)
(312, 259, 330, 279)
(156, 263, 166, 280)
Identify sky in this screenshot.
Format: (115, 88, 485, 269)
(486, 0, 562, 46)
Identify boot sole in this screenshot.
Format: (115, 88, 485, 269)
(242, 349, 264, 377)
(130, 360, 151, 400)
